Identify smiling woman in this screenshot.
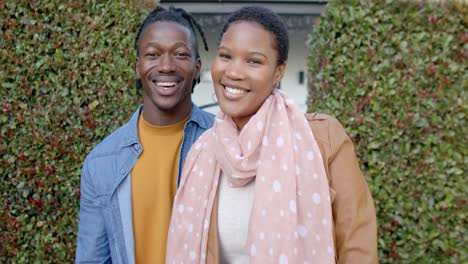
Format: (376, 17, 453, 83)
(212, 21, 286, 130)
(167, 5, 378, 264)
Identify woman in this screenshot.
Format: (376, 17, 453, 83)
(167, 6, 378, 263)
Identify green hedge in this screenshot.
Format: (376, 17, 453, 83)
(1, 1, 145, 262)
(2, 0, 466, 262)
(307, 0, 466, 263)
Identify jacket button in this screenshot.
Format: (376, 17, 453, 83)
(120, 169, 125, 174)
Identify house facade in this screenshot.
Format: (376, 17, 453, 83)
(161, 0, 326, 113)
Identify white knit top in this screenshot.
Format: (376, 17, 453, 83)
(218, 172, 255, 264)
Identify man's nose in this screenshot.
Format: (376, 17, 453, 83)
(157, 54, 176, 73)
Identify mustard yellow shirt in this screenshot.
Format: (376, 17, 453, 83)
(131, 113, 188, 263)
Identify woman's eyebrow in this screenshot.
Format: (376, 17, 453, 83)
(248, 51, 267, 59)
(218, 46, 230, 52)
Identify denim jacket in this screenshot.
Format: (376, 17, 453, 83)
(75, 104, 214, 264)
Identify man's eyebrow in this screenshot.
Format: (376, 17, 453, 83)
(144, 41, 191, 49)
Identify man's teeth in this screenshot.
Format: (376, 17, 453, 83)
(156, 81, 177, 87)
(225, 87, 246, 94)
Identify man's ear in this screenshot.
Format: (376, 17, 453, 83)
(273, 63, 286, 85)
(135, 57, 141, 79)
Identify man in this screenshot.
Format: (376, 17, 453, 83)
(75, 6, 214, 263)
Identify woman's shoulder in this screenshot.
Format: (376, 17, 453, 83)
(305, 112, 340, 123)
(304, 113, 353, 162)
(304, 112, 348, 140)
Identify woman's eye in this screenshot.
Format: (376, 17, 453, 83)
(247, 59, 262, 65)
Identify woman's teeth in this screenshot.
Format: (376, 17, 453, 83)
(225, 87, 246, 94)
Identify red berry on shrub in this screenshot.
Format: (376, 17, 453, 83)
(86, 120, 97, 128)
(429, 14, 438, 25)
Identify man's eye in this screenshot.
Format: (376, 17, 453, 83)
(175, 51, 190, 57)
(219, 53, 231, 59)
(146, 52, 158, 57)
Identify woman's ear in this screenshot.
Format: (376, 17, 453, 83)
(273, 63, 287, 85)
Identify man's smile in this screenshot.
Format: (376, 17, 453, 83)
(155, 81, 178, 87)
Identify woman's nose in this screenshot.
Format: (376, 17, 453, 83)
(225, 60, 244, 80)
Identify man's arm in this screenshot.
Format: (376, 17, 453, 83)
(75, 161, 112, 264)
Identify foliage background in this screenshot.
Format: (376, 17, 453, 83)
(307, 0, 466, 263)
(1, 0, 466, 263)
(1, 1, 144, 262)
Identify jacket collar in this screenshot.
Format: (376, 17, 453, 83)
(119, 103, 210, 148)
(190, 103, 212, 130)
(120, 105, 143, 148)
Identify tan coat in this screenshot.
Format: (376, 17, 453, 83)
(206, 113, 378, 263)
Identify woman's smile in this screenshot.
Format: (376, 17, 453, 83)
(222, 83, 250, 99)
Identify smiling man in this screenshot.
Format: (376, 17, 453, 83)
(75, 6, 214, 264)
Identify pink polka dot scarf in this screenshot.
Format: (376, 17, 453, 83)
(166, 90, 335, 263)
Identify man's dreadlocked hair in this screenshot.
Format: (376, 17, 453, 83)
(134, 6, 209, 90)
